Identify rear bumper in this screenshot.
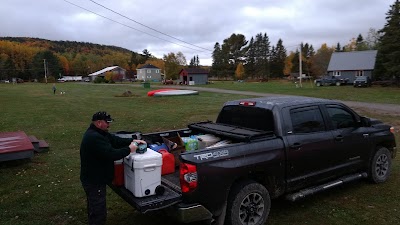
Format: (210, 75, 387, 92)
(166, 203, 213, 223)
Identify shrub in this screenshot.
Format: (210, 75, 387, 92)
(94, 77, 105, 83)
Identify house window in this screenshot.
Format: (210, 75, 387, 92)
(140, 70, 143, 74)
(147, 70, 151, 73)
(156, 70, 160, 73)
(355, 71, 364, 77)
(333, 71, 341, 76)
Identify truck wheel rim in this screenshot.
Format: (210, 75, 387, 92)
(375, 154, 389, 177)
(239, 193, 264, 225)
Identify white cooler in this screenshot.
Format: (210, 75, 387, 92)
(124, 148, 162, 197)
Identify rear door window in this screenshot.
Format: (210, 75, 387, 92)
(290, 106, 326, 133)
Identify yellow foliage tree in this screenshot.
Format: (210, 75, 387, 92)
(104, 71, 113, 81)
(235, 63, 245, 80)
(284, 52, 295, 76)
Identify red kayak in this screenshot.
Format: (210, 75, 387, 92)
(147, 88, 176, 96)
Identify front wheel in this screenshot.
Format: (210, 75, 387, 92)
(368, 147, 392, 183)
(316, 82, 321, 87)
(336, 81, 341, 86)
(226, 181, 271, 225)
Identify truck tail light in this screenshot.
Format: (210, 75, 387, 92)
(239, 101, 256, 106)
(180, 163, 197, 193)
(390, 127, 395, 134)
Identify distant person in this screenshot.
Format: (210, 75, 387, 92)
(80, 111, 146, 225)
(52, 84, 56, 94)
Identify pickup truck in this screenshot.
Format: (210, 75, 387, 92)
(110, 96, 397, 225)
(315, 76, 349, 86)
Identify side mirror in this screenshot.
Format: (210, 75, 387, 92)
(360, 117, 371, 127)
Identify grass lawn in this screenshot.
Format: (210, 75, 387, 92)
(201, 80, 400, 105)
(0, 82, 399, 225)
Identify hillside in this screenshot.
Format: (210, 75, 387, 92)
(0, 37, 148, 81)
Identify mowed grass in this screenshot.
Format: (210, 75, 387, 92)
(202, 80, 400, 105)
(0, 82, 399, 225)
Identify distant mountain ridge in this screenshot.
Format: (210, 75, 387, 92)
(0, 36, 134, 55)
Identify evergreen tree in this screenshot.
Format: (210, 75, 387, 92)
(356, 34, 368, 50)
(270, 39, 287, 78)
(221, 33, 247, 79)
(210, 42, 224, 78)
(375, 0, 400, 80)
(336, 43, 341, 52)
(245, 37, 256, 79)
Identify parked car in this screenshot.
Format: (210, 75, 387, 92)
(354, 76, 372, 87)
(315, 76, 349, 86)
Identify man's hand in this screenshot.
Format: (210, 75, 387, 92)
(129, 140, 147, 153)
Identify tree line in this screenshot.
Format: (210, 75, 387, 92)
(0, 0, 398, 82)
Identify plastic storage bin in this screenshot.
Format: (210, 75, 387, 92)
(124, 148, 162, 197)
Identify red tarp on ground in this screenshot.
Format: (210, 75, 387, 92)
(0, 131, 34, 154)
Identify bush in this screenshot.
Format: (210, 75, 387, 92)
(94, 77, 105, 83)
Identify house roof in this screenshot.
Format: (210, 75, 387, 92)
(180, 68, 209, 74)
(327, 50, 378, 71)
(88, 66, 125, 77)
(138, 64, 160, 69)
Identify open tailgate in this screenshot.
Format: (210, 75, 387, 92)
(109, 176, 181, 213)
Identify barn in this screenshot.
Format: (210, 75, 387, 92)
(179, 68, 209, 85)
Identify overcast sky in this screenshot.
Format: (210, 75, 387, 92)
(1, 0, 393, 66)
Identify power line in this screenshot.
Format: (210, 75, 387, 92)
(89, 0, 212, 52)
(62, 0, 209, 53)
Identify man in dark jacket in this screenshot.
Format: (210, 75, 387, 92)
(80, 111, 146, 225)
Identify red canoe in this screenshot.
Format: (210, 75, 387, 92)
(147, 89, 176, 96)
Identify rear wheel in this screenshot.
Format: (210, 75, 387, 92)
(226, 181, 270, 225)
(316, 82, 321, 87)
(335, 81, 341, 86)
(369, 147, 392, 183)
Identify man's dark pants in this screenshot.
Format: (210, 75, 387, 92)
(82, 182, 107, 225)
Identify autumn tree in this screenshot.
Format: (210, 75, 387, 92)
(310, 43, 335, 77)
(163, 52, 187, 79)
(365, 28, 381, 50)
(375, 0, 400, 80)
(235, 63, 245, 80)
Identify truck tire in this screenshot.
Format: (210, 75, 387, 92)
(226, 180, 270, 225)
(368, 147, 392, 183)
(316, 82, 321, 87)
(335, 81, 341, 86)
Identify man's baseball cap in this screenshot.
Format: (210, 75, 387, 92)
(92, 111, 114, 122)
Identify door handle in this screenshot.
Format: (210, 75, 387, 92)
(290, 143, 302, 150)
(335, 135, 344, 142)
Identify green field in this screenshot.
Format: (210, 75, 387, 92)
(0, 82, 399, 225)
(201, 80, 400, 105)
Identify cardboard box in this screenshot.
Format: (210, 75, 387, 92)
(162, 135, 185, 167)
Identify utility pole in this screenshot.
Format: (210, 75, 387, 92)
(298, 45, 303, 88)
(43, 59, 48, 84)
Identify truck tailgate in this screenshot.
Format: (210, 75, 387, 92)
(109, 175, 181, 213)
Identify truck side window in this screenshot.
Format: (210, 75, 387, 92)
(326, 106, 356, 129)
(290, 106, 325, 133)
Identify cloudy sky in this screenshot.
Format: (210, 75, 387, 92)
(1, 0, 393, 65)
